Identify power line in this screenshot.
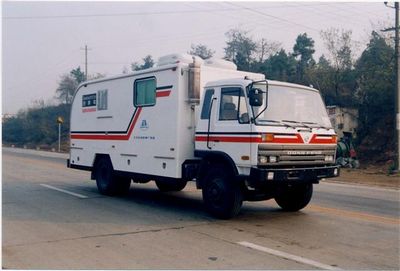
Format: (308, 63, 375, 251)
(225, 2, 320, 33)
(3, 3, 368, 21)
(2, 7, 265, 20)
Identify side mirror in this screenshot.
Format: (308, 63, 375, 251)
(249, 88, 263, 106)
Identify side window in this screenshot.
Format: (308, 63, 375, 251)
(97, 89, 108, 110)
(134, 77, 156, 107)
(219, 87, 249, 123)
(82, 94, 96, 107)
(200, 89, 214, 120)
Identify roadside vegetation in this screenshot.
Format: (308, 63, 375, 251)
(3, 28, 395, 166)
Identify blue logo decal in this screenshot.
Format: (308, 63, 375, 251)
(140, 119, 149, 130)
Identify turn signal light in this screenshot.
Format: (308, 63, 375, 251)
(261, 133, 274, 142)
(332, 135, 337, 143)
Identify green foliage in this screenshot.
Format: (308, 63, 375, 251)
(319, 28, 357, 106)
(292, 33, 316, 84)
(224, 28, 257, 71)
(70, 67, 85, 84)
(131, 55, 155, 71)
(55, 66, 85, 105)
(354, 31, 395, 156)
(55, 74, 77, 104)
(3, 104, 71, 147)
(260, 49, 296, 82)
(189, 43, 215, 59)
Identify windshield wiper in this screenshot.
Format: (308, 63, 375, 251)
(281, 119, 309, 128)
(257, 119, 294, 128)
(301, 121, 332, 130)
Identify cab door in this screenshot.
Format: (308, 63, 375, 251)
(210, 86, 252, 168)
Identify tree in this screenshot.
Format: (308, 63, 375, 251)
(55, 74, 78, 104)
(262, 49, 296, 82)
(306, 55, 337, 104)
(355, 31, 395, 158)
(55, 67, 89, 105)
(131, 55, 155, 71)
(70, 67, 85, 84)
(292, 33, 316, 84)
(320, 28, 357, 104)
(224, 28, 257, 71)
(3, 103, 71, 148)
(189, 43, 215, 59)
(256, 38, 281, 63)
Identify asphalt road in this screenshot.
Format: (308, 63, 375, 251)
(2, 147, 400, 269)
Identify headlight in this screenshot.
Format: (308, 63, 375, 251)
(269, 156, 277, 163)
(259, 156, 268, 164)
(325, 155, 334, 162)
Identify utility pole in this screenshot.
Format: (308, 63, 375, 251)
(383, 2, 400, 171)
(80, 44, 91, 81)
(396, 2, 399, 171)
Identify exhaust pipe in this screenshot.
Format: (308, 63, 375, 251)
(188, 57, 201, 103)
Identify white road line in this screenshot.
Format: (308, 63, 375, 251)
(40, 184, 88, 199)
(238, 241, 341, 270)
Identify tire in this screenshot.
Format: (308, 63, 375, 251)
(94, 157, 131, 196)
(155, 179, 187, 192)
(275, 183, 313, 211)
(116, 177, 132, 195)
(202, 165, 243, 219)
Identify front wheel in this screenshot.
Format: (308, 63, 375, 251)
(275, 183, 313, 211)
(202, 166, 243, 219)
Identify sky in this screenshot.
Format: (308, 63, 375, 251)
(2, 1, 394, 114)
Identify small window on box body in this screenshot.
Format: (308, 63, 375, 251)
(97, 90, 108, 110)
(82, 94, 96, 107)
(134, 77, 156, 107)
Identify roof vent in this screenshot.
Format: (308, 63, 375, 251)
(157, 53, 204, 66)
(204, 58, 237, 70)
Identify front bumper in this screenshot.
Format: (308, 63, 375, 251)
(248, 165, 340, 188)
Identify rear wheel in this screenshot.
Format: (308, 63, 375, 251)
(155, 179, 187, 192)
(94, 157, 131, 195)
(202, 165, 243, 219)
(275, 183, 313, 211)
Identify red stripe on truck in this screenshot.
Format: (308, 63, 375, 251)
(71, 107, 142, 140)
(309, 134, 337, 144)
(71, 88, 172, 141)
(156, 90, 171, 97)
(195, 136, 262, 143)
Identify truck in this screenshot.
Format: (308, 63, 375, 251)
(68, 53, 339, 219)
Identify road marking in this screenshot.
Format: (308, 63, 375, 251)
(308, 204, 399, 225)
(238, 241, 341, 270)
(40, 184, 88, 199)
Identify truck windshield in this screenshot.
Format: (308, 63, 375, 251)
(253, 85, 332, 128)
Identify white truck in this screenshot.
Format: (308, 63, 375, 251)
(68, 53, 339, 219)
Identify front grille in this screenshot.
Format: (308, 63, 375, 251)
(258, 144, 336, 166)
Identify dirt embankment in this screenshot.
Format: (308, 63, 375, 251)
(329, 167, 400, 190)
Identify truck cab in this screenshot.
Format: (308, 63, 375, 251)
(194, 78, 339, 218)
